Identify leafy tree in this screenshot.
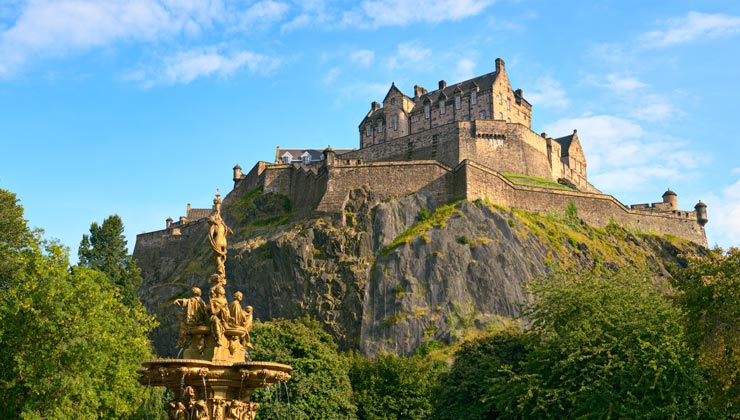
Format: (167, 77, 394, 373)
(78, 214, 142, 307)
(0, 188, 31, 286)
(434, 327, 530, 420)
(249, 317, 357, 420)
(494, 271, 707, 419)
(349, 351, 446, 420)
(0, 188, 158, 419)
(674, 247, 740, 416)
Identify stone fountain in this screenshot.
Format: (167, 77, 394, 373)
(138, 191, 292, 420)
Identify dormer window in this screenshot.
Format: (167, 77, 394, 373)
(455, 95, 461, 109)
(301, 152, 311, 164)
(440, 99, 446, 114)
(471, 90, 478, 104)
(378, 120, 383, 133)
(281, 153, 292, 164)
(425, 102, 430, 119)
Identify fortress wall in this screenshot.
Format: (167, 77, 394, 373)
(462, 162, 707, 246)
(341, 123, 464, 168)
(460, 121, 553, 180)
(133, 219, 209, 263)
(287, 166, 329, 211)
(316, 161, 454, 214)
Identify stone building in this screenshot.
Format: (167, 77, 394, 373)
(147, 58, 709, 246)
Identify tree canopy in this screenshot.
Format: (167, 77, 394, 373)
(0, 188, 158, 419)
(78, 214, 143, 307)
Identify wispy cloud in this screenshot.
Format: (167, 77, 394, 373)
(543, 115, 707, 193)
(351, 49, 375, 67)
(640, 11, 740, 48)
(452, 58, 476, 81)
(358, 0, 494, 27)
(322, 66, 340, 84)
(527, 76, 570, 110)
(124, 47, 281, 87)
(386, 41, 432, 70)
(601, 73, 647, 94)
(705, 174, 740, 249)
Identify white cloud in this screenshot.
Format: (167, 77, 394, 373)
(322, 66, 340, 84)
(386, 41, 431, 70)
(640, 11, 740, 48)
(125, 47, 281, 87)
(238, 0, 291, 30)
(452, 58, 476, 81)
(602, 73, 647, 93)
(359, 0, 494, 27)
(543, 115, 707, 193)
(527, 76, 570, 110)
(631, 95, 678, 122)
(705, 177, 740, 249)
(351, 49, 375, 67)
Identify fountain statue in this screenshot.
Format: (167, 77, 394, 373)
(138, 191, 292, 420)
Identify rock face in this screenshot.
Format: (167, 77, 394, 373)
(134, 187, 705, 357)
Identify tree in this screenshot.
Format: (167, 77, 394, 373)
(0, 188, 31, 287)
(249, 317, 357, 420)
(434, 328, 530, 420)
(0, 188, 158, 419)
(674, 247, 740, 416)
(492, 271, 707, 419)
(349, 351, 446, 420)
(78, 214, 142, 307)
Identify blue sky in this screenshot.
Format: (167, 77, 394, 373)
(1, 0, 739, 260)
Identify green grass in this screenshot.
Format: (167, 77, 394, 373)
(502, 173, 576, 191)
(382, 201, 462, 255)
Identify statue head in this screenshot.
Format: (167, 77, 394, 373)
(191, 287, 202, 297)
(183, 386, 195, 400)
(234, 291, 243, 301)
(245, 305, 253, 314)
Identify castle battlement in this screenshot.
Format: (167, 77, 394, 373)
(143, 58, 708, 247)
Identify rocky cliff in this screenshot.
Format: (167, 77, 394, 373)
(134, 187, 706, 357)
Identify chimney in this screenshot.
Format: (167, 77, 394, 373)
(371, 101, 380, 111)
(414, 85, 427, 98)
(515, 88, 523, 98)
(495, 57, 505, 72)
(439, 80, 446, 90)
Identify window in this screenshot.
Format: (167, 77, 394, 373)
(378, 120, 383, 133)
(440, 100, 446, 114)
(498, 94, 502, 105)
(394, 115, 400, 130)
(499, 112, 504, 120)
(455, 95, 461, 109)
(302, 154, 311, 164)
(506, 117, 511, 123)
(282, 155, 291, 164)
(366, 124, 371, 136)
(479, 110, 486, 119)
(391, 98, 396, 105)
(471, 90, 478, 104)
(425, 103, 430, 119)
(506, 98, 511, 110)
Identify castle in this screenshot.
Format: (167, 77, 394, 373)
(149, 58, 708, 246)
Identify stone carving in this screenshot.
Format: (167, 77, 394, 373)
(208, 190, 232, 284)
(141, 191, 291, 419)
(174, 287, 207, 349)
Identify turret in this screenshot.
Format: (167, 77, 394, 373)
(166, 217, 173, 229)
(233, 164, 242, 182)
(695, 201, 708, 226)
(662, 189, 677, 210)
(323, 146, 335, 167)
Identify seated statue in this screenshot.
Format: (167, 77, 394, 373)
(173, 287, 207, 349)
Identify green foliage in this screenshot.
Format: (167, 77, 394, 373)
(493, 270, 706, 419)
(250, 317, 357, 420)
(348, 352, 446, 420)
(501, 173, 575, 191)
(435, 327, 531, 420)
(565, 199, 578, 222)
(0, 188, 157, 419)
(383, 201, 461, 255)
(674, 247, 740, 416)
(416, 207, 431, 222)
(78, 214, 143, 307)
(225, 186, 291, 233)
(0, 188, 32, 287)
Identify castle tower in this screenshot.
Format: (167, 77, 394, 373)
(662, 189, 677, 210)
(233, 164, 242, 182)
(695, 201, 708, 226)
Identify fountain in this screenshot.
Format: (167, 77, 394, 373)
(138, 191, 292, 420)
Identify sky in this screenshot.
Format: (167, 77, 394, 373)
(1, 0, 739, 261)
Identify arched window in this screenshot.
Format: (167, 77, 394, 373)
(506, 98, 511, 110)
(506, 117, 511, 123)
(499, 112, 504, 120)
(378, 120, 383, 133)
(424, 102, 431, 119)
(498, 94, 502, 105)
